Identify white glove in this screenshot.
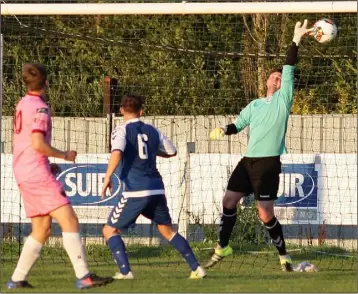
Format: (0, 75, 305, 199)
(292, 19, 312, 45)
(209, 127, 225, 140)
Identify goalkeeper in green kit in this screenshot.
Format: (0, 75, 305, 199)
(205, 20, 312, 272)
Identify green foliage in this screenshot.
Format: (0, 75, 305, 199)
(1, 13, 356, 116)
(190, 198, 267, 245)
(203, 203, 267, 245)
(231, 204, 267, 245)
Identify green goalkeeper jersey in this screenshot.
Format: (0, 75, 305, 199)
(235, 65, 295, 158)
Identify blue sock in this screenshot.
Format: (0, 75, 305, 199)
(170, 233, 199, 271)
(107, 235, 131, 275)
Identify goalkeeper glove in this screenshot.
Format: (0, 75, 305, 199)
(292, 19, 310, 46)
(209, 127, 225, 140)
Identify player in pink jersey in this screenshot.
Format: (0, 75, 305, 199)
(7, 64, 113, 290)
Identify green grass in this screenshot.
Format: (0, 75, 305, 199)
(1, 243, 357, 292)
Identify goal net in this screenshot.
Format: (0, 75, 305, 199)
(1, 1, 356, 273)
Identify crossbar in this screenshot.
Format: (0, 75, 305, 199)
(1, 2, 357, 15)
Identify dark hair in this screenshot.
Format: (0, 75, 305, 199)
(22, 63, 47, 91)
(270, 68, 283, 75)
(120, 94, 144, 114)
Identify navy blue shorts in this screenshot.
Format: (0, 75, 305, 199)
(107, 194, 172, 229)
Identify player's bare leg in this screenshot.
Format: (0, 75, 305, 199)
(50, 204, 113, 288)
(31, 215, 52, 243)
(6, 216, 51, 289)
(204, 190, 244, 269)
(157, 224, 206, 279)
(257, 201, 293, 272)
(103, 225, 134, 280)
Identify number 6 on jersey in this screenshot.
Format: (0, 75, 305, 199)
(137, 134, 148, 159)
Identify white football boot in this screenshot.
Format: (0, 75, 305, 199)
(189, 266, 207, 279)
(113, 271, 134, 280)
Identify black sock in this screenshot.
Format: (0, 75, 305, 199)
(219, 207, 237, 248)
(264, 216, 287, 255)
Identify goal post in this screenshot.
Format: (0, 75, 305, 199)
(1, 2, 357, 15)
(0, 1, 356, 273)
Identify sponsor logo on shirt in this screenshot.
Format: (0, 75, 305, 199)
(36, 108, 48, 114)
(265, 96, 272, 103)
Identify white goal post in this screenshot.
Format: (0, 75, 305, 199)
(1, 1, 357, 15)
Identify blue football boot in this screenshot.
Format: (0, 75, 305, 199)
(76, 273, 113, 289)
(6, 279, 34, 289)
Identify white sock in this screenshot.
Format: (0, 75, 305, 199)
(62, 232, 90, 279)
(11, 236, 43, 282)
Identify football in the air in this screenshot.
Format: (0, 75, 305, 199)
(312, 18, 337, 43)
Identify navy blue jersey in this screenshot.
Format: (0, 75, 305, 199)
(111, 118, 176, 197)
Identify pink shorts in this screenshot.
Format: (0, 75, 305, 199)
(18, 176, 70, 218)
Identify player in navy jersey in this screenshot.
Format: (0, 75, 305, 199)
(101, 94, 206, 280)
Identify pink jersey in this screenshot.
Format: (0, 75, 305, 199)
(13, 94, 53, 184)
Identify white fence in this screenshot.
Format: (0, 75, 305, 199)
(1, 114, 357, 154)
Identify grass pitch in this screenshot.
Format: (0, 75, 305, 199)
(1, 243, 356, 292)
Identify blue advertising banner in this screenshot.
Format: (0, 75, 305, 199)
(275, 163, 318, 208)
(56, 164, 121, 206)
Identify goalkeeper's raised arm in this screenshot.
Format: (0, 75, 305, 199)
(209, 20, 310, 142)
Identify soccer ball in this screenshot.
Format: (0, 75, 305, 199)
(312, 19, 337, 43)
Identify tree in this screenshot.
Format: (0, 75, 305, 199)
(1, 13, 356, 116)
